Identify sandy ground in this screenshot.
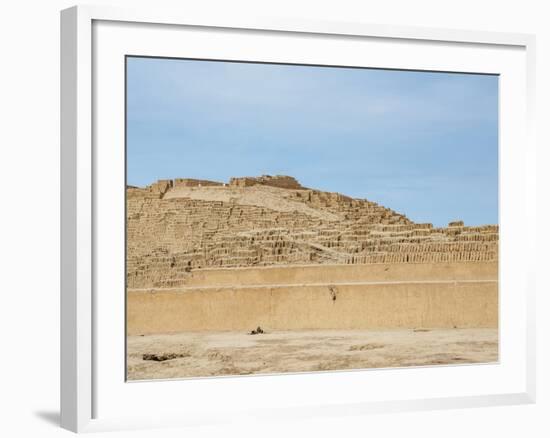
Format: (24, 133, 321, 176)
(127, 328, 498, 380)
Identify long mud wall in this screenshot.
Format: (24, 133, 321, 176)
(176, 261, 497, 287)
(127, 262, 498, 334)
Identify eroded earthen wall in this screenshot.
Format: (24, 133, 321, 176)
(126, 184, 498, 289)
(127, 262, 498, 334)
(126, 178, 499, 334)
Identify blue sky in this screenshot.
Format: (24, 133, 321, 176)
(126, 57, 498, 227)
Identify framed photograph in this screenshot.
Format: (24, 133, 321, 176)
(60, 5, 536, 433)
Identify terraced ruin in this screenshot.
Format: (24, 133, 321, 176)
(126, 175, 499, 377)
(127, 175, 498, 289)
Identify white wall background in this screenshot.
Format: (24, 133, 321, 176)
(0, 0, 547, 437)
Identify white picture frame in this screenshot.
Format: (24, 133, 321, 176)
(60, 4, 537, 433)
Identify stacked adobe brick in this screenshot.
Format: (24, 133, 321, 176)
(126, 176, 498, 288)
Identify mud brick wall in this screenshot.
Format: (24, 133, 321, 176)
(173, 178, 223, 188)
(127, 178, 498, 289)
(229, 175, 304, 189)
(127, 262, 498, 333)
(127, 186, 498, 287)
(126, 177, 498, 333)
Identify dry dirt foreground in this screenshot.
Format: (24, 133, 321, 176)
(127, 328, 498, 380)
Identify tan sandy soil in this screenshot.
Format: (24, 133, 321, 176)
(127, 328, 498, 380)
